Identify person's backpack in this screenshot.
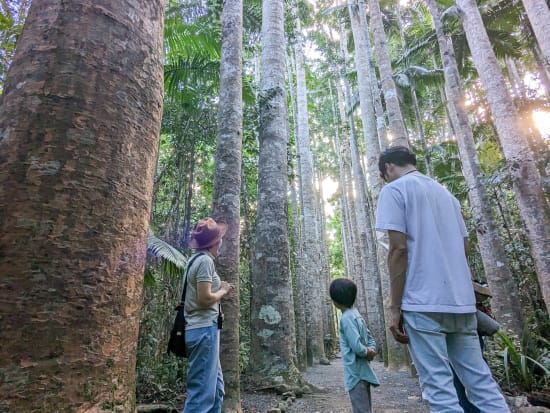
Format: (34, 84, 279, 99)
(167, 253, 204, 357)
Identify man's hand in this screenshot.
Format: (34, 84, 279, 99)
(220, 281, 235, 297)
(389, 307, 409, 344)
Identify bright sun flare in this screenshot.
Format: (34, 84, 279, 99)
(533, 110, 550, 139)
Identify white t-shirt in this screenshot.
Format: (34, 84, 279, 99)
(376, 172, 476, 313)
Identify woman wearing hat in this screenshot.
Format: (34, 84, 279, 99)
(183, 217, 235, 413)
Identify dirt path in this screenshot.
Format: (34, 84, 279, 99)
(242, 356, 428, 413)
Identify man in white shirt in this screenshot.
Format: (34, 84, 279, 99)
(375, 146, 510, 413)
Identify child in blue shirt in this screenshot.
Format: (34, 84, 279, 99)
(329, 278, 380, 413)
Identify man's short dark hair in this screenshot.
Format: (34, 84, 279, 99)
(329, 278, 357, 308)
(378, 146, 417, 178)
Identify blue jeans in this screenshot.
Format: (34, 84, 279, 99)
(453, 366, 480, 413)
(403, 311, 510, 413)
(183, 322, 224, 413)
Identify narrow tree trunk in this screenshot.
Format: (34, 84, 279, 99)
(213, 0, 243, 410)
(531, 43, 550, 96)
(0, 1, 164, 411)
(522, 0, 550, 73)
(427, 0, 524, 336)
(338, 33, 387, 359)
(287, 49, 308, 372)
(331, 80, 359, 297)
(290, 176, 308, 371)
(365, 0, 408, 146)
(316, 175, 337, 353)
(347, 0, 384, 199)
(335, 80, 368, 315)
(457, 0, 550, 310)
(410, 82, 433, 177)
(293, 1, 327, 364)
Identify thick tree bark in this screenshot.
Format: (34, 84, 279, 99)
(427, 0, 524, 336)
(249, 0, 301, 385)
(0, 1, 164, 412)
(456, 0, 550, 311)
(212, 0, 243, 411)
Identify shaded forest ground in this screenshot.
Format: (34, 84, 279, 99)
(242, 357, 428, 413)
(137, 355, 546, 412)
(241, 356, 545, 413)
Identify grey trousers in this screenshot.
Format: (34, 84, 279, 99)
(349, 380, 373, 413)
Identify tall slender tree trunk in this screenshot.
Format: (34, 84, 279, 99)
(290, 175, 308, 371)
(531, 43, 550, 96)
(316, 171, 336, 351)
(427, 0, 524, 336)
(213, 0, 243, 410)
(249, 0, 301, 384)
(287, 49, 308, 372)
(456, 0, 550, 310)
(0, 1, 164, 411)
(366, 0, 408, 146)
(331, 80, 360, 301)
(338, 28, 387, 358)
(292, 1, 327, 364)
(347, 0, 383, 198)
(522, 0, 550, 73)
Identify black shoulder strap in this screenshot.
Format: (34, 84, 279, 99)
(181, 252, 204, 304)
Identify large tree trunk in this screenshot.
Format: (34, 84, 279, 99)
(366, 0, 408, 146)
(0, 1, 164, 412)
(456, 0, 550, 311)
(522, 0, 550, 73)
(213, 0, 243, 411)
(293, 1, 327, 365)
(427, 0, 524, 336)
(249, 0, 301, 385)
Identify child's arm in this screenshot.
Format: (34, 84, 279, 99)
(342, 318, 374, 358)
(365, 327, 377, 360)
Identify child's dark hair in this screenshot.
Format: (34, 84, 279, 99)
(329, 278, 357, 308)
(378, 146, 417, 178)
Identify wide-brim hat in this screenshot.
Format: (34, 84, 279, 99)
(189, 217, 228, 249)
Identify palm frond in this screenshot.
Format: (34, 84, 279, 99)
(165, 22, 221, 61)
(395, 32, 438, 66)
(486, 29, 522, 59)
(146, 231, 187, 278)
(164, 56, 220, 100)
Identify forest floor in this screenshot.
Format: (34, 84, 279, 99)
(137, 354, 546, 413)
(241, 356, 428, 413)
(240, 355, 543, 413)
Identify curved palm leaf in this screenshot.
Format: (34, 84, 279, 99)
(164, 55, 220, 102)
(146, 230, 187, 279)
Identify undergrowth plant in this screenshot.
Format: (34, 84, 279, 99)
(492, 331, 550, 393)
